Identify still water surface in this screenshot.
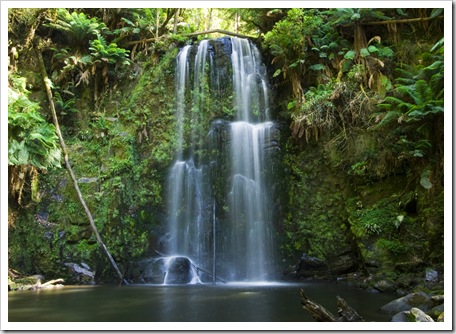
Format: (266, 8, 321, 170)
(9, 281, 396, 322)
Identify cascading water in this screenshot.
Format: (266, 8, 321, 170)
(166, 37, 279, 283)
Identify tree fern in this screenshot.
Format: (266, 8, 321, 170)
(45, 9, 107, 50)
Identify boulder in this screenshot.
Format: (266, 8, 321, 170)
(164, 257, 193, 284)
(362, 273, 397, 293)
(328, 253, 359, 276)
(410, 308, 434, 322)
(295, 254, 329, 278)
(126, 258, 169, 284)
(395, 273, 420, 291)
(391, 308, 434, 322)
(425, 268, 438, 282)
(65, 262, 95, 284)
(431, 295, 444, 305)
(381, 291, 434, 314)
(426, 303, 444, 321)
(437, 312, 444, 322)
(374, 279, 396, 293)
(391, 311, 410, 322)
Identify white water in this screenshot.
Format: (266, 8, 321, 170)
(166, 37, 277, 283)
(224, 121, 276, 281)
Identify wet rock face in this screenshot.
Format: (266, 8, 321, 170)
(294, 254, 329, 278)
(291, 252, 360, 279)
(165, 257, 192, 284)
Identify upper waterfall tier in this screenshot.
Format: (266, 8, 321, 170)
(231, 38, 270, 122)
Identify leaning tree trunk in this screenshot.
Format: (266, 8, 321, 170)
(35, 48, 127, 285)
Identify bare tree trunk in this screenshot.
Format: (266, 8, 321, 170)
(206, 9, 213, 31)
(353, 22, 367, 52)
(173, 8, 179, 33)
(155, 8, 159, 37)
(35, 48, 127, 285)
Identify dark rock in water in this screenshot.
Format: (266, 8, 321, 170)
(165, 257, 193, 284)
(126, 258, 169, 284)
(381, 291, 434, 314)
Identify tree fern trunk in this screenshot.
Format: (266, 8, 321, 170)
(353, 22, 367, 52)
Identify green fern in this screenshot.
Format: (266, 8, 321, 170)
(374, 39, 443, 160)
(45, 9, 107, 50)
(89, 33, 131, 66)
(8, 78, 61, 169)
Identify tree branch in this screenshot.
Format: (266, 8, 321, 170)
(125, 29, 256, 46)
(35, 46, 127, 285)
(183, 29, 256, 39)
(340, 15, 444, 28)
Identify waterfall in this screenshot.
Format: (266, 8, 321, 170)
(166, 37, 278, 283)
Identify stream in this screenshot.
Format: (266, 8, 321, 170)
(8, 281, 396, 323)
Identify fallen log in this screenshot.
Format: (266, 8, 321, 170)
(29, 278, 64, 290)
(336, 295, 365, 321)
(300, 289, 365, 322)
(41, 278, 64, 287)
(300, 289, 337, 321)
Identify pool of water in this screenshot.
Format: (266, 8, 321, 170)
(8, 281, 396, 325)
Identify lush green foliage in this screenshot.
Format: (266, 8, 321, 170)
(8, 76, 61, 169)
(45, 9, 107, 50)
(89, 33, 131, 66)
(373, 38, 444, 161)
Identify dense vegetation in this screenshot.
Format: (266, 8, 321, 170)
(8, 8, 444, 292)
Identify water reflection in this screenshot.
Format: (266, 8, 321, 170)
(9, 282, 396, 322)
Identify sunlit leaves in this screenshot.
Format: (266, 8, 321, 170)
(89, 33, 131, 66)
(8, 78, 61, 169)
(344, 50, 356, 60)
(45, 9, 107, 49)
